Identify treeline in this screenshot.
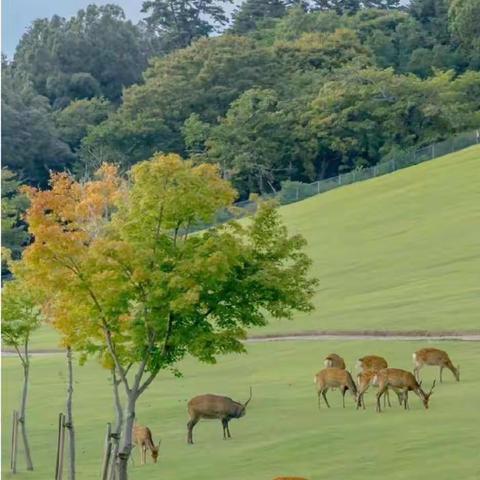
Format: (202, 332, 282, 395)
(2, 0, 480, 258)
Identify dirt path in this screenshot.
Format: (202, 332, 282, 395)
(2, 330, 479, 357)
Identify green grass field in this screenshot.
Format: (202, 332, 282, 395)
(27, 145, 480, 350)
(2, 340, 480, 480)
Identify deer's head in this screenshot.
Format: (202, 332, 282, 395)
(454, 365, 460, 382)
(238, 386, 253, 417)
(151, 441, 161, 463)
(419, 380, 436, 409)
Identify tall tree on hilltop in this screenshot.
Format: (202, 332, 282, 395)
(142, 0, 232, 53)
(231, 0, 287, 34)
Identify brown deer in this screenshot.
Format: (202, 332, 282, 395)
(133, 423, 160, 464)
(324, 353, 346, 369)
(374, 368, 435, 412)
(314, 368, 357, 408)
(413, 348, 460, 383)
(187, 387, 252, 444)
(356, 370, 403, 410)
(356, 355, 388, 372)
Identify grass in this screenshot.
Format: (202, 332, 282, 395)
(2, 340, 480, 480)
(26, 145, 480, 350)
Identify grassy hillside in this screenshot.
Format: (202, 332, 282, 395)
(2, 340, 479, 480)
(262, 145, 480, 334)
(24, 145, 480, 350)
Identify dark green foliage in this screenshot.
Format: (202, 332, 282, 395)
(142, 0, 232, 53)
(83, 36, 280, 169)
(1, 60, 74, 186)
(14, 5, 152, 104)
(231, 0, 287, 34)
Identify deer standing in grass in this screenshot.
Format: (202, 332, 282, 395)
(374, 368, 435, 412)
(324, 353, 346, 369)
(187, 388, 252, 444)
(314, 368, 357, 408)
(132, 424, 160, 465)
(413, 348, 460, 383)
(355, 355, 402, 409)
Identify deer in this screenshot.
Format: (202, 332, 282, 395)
(356, 355, 388, 372)
(413, 348, 460, 383)
(324, 353, 346, 369)
(187, 387, 252, 444)
(132, 423, 160, 465)
(374, 368, 435, 412)
(356, 370, 404, 410)
(314, 368, 357, 408)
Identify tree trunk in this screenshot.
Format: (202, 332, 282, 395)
(108, 371, 124, 480)
(116, 393, 137, 480)
(19, 344, 33, 471)
(65, 347, 76, 480)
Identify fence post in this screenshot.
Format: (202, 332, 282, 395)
(55, 413, 66, 480)
(11, 410, 19, 474)
(317, 181, 320, 193)
(338, 174, 342, 186)
(431, 143, 435, 159)
(101, 423, 112, 480)
(295, 186, 299, 201)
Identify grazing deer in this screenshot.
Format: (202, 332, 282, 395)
(314, 368, 357, 408)
(324, 353, 346, 369)
(356, 370, 403, 410)
(374, 368, 435, 412)
(187, 387, 252, 444)
(413, 348, 460, 383)
(356, 355, 388, 372)
(133, 423, 160, 464)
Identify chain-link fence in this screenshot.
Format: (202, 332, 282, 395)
(224, 129, 480, 216)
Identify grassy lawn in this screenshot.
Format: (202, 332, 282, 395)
(2, 340, 479, 480)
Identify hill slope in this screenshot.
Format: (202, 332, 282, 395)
(261, 144, 480, 334)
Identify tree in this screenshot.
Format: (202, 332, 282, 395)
(231, 0, 287, 34)
(14, 5, 153, 104)
(448, 0, 480, 66)
(204, 89, 316, 196)
(83, 35, 279, 168)
(22, 155, 317, 479)
(1, 264, 43, 472)
(1, 60, 74, 186)
(311, 0, 361, 15)
(142, 0, 232, 53)
(1, 169, 29, 270)
(307, 67, 480, 173)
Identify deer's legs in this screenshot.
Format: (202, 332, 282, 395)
(439, 366, 444, 383)
(221, 419, 231, 440)
(384, 389, 391, 408)
(187, 418, 199, 444)
(322, 389, 331, 408)
(403, 391, 409, 410)
(341, 386, 347, 408)
(376, 385, 388, 412)
(226, 422, 231, 439)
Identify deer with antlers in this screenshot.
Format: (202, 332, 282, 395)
(133, 423, 160, 464)
(374, 368, 435, 412)
(187, 387, 252, 444)
(314, 368, 357, 408)
(413, 348, 460, 383)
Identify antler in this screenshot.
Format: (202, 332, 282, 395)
(429, 379, 436, 394)
(244, 386, 253, 407)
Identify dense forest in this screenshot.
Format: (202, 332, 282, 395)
(2, 0, 480, 260)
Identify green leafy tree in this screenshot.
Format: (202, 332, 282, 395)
(142, 0, 232, 53)
(231, 0, 287, 34)
(83, 35, 279, 168)
(1, 264, 43, 472)
(23, 155, 317, 479)
(205, 89, 316, 196)
(14, 5, 153, 104)
(1, 60, 74, 185)
(1, 169, 29, 269)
